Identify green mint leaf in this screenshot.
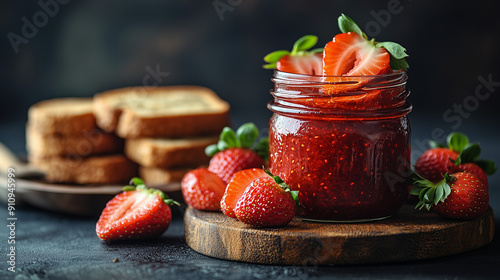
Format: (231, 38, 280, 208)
(376, 41, 408, 60)
(263, 50, 290, 63)
(458, 143, 481, 163)
(475, 159, 497, 175)
(291, 35, 318, 54)
(205, 144, 219, 157)
(338, 13, 365, 38)
(129, 177, 144, 186)
(254, 137, 269, 162)
(389, 56, 409, 70)
(236, 123, 259, 149)
(220, 127, 239, 148)
(446, 132, 469, 153)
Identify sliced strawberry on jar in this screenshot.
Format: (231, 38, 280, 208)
(263, 35, 324, 75)
(322, 14, 409, 94)
(323, 32, 390, 76)
(96, 177, 179, 241)
(276, 53, 323, 75)
(221, 168, 268, 218)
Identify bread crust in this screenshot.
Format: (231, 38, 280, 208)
(139, 166, 193, 186)
(93, 86, 231, 138)
(30, 154, 137, 184)
(28, 98, 98, 135)
(125, 136, 217, 168)
(26, 125, 123, 157)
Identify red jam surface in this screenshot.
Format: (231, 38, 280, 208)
(268, 71, 411, 221)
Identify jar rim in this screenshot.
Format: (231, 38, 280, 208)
(269, 70, 411, 119)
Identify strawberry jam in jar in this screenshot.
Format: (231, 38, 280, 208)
(268, 70, 411, 222)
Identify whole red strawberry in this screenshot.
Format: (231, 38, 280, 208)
(432, 172, 488, 220)
(96, 178, 179, 241)
(410, 172, 488, 220)
(206, 123, 268, 185)
(414, 148, 459, 182)
(414, 132, 496, 183)
(263, 35, 323, 75)
(181, 168, 226, 211)
(221, 168, 268, 218)
(457, 163, 489, 189)
(208, 148, 264, 185)
(234, 171, 299, 227)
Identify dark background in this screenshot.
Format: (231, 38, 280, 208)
(1, 1, 500, 279)
(1, 0, 500, 136)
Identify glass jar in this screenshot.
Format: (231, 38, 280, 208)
(268, 70, 412, 222)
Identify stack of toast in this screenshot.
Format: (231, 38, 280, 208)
(26, 98, 136, 184)
(26, 86, 230, 186)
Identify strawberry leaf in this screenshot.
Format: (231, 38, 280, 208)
(254, 138, 269, 162)
(455, 143, 481, 165)
(291, 35, 318, 54)
(429, 140, 446, 149)
(262, 62, 278, 69)
(338, 13, 366, 38)
(220, 127, 239, 148)
(446, 132, 469, 153)
(389, 56, 409, 70)
(310, 48, 324, 53)
(475, 159, 497, 175)
(236, 122, 259, 149)
(376, 42, 408, 60)
(263, 50, 290, 63)
(205, 144, 219, 157)
(130, 177, 144, 186)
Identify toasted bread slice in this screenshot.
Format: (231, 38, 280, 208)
(28, 98, 97, 135)
(26, 124, 123, 157)
(125, 136, 217, 168)
(30, 154, 137, 184)
(93, 86, 230, 138)
(139, 166, 192, 186)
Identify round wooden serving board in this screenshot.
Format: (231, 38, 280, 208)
(184, 204, 495, 265)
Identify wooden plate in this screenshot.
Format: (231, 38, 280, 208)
(0, 173, 181, 217)
(184, 204, 495, 265)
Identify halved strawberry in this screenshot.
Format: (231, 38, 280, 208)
(96, 178, 179, 241)
(234, 171, 300, 227)
(263, 35, 324, 75)
(323, 32, 390, 76)
(221, 168, 268, 218)
(276, 53, 323, 75)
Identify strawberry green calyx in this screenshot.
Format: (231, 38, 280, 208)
(409, 172, 452, 210)
(123, 177, 180, 206)
(264, 169, 301, 212)
(205, 122, 269, 161)
(430, 132, 497, 175)
(262, 35, 323, 69)
(337, 13, 409, 70)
